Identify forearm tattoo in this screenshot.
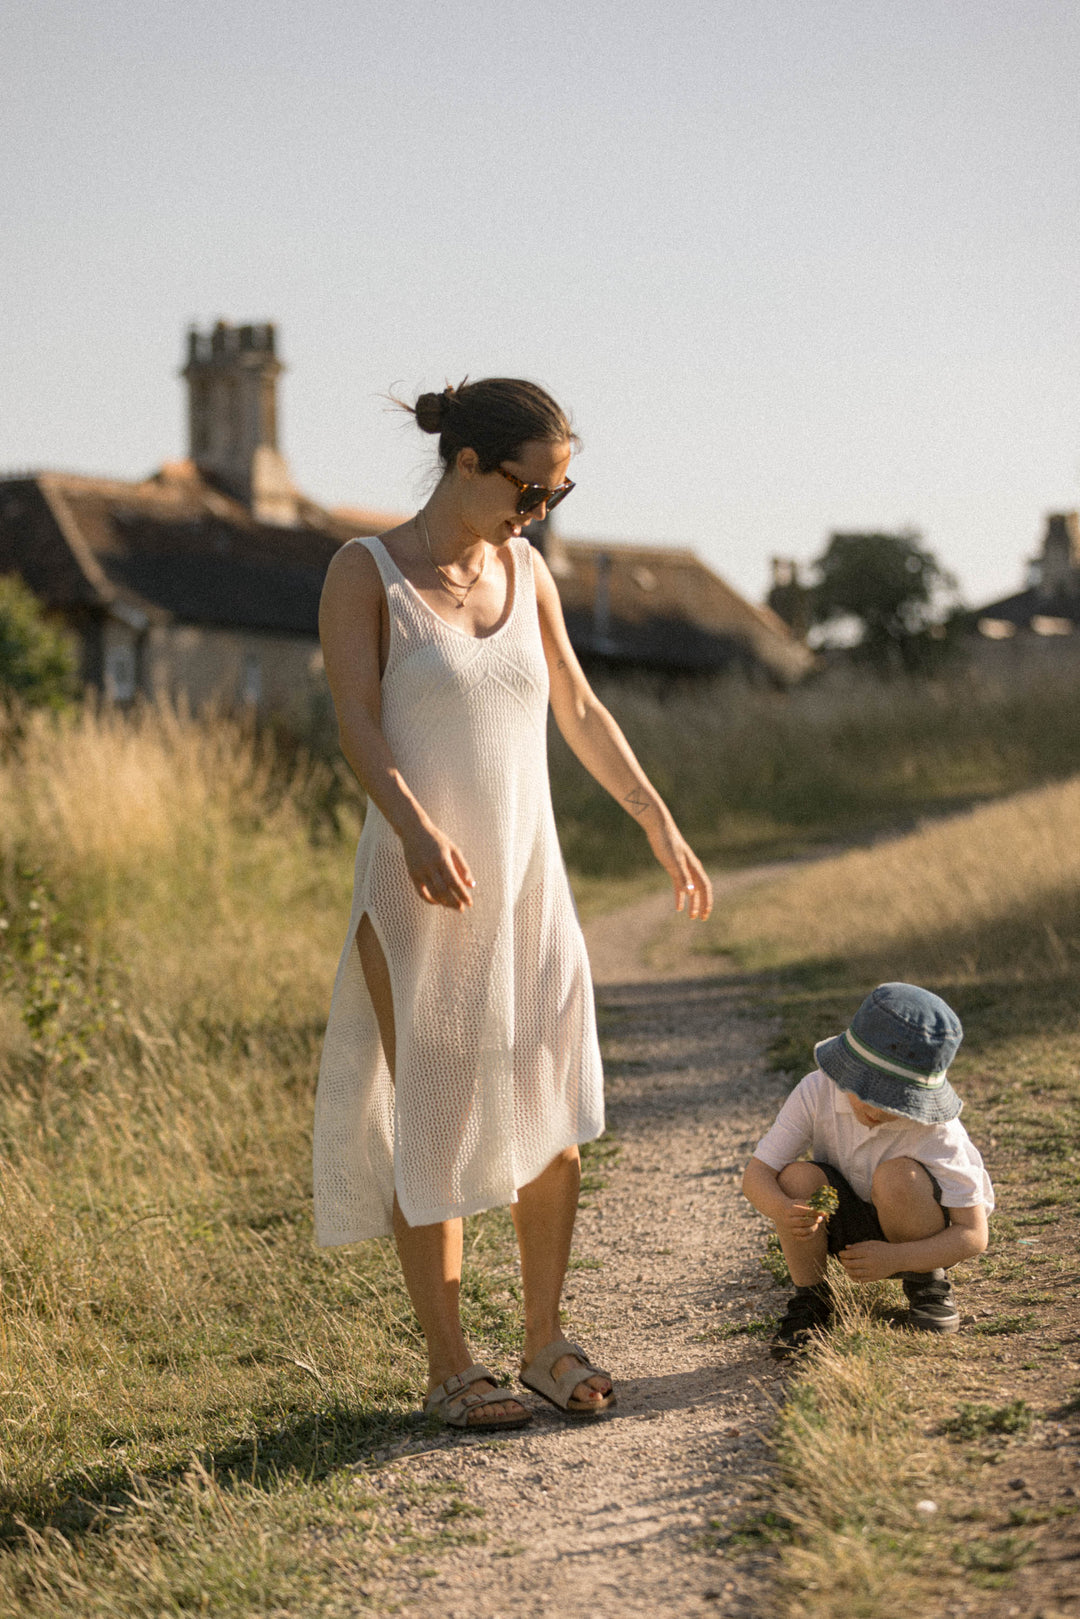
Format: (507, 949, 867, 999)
(623, 788, 651, 817)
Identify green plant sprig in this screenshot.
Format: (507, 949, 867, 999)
(807, 1184, 840, 1219)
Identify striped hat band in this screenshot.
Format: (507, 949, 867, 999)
(841, 1027, 949, 1089)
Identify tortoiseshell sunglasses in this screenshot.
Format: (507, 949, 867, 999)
(496, 467, 575, 517)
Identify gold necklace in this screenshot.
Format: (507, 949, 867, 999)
(417, 510, 486, 608)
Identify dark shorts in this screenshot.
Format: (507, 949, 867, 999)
(815, 1162, 943, 1254)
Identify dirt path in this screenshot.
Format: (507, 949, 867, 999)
(360, 869, 796, 1617)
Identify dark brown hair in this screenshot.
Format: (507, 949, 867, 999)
(405, 377, 577, 473)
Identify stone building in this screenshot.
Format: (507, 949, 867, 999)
(536, 530, 812, 684)
(0, 321, 812, 711)
(0, 322, 398, 714)
(974, 512, 1080, 648)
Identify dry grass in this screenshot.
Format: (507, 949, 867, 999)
(0, 701, 522, 1613)
(550, 662, 1080, 875)
(708, 771, 1080, 1616)
(708, 770, 1080, 986)
(761, 1280, 961, 1619)
(0, 701, 358, 1024)
(6, 681, 1080, 1612)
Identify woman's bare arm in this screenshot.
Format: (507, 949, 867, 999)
(532, 548, 712, 918)
(318, 542, 474, 909)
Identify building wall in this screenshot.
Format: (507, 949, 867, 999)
(142, 623, 326, 718)
(967, 626, 1080, 678)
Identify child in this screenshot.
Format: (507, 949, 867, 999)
(742, 982, 993, 1359)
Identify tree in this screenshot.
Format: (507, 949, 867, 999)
(809, 530, 958, 672)
(0, 575, 77, 709)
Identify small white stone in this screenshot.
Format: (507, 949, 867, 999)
(915, 1499, 938, 1516)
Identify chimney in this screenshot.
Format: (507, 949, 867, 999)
(1038, 512, 1080, 598)
(182, 320, 299, 523)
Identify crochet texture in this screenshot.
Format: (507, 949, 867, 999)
(313, 534, 605, 1243)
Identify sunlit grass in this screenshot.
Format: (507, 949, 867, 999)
(709, 769, 1080, 1616)
(5, 668, 1080, 1612)
(0, 700, 522, 1612)
(550, 662, 1080, 875)
(704, 770, 1080, 984)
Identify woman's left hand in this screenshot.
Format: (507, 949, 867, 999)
(646, 818, 713, 919)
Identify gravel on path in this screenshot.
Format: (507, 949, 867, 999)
(359, 870, 796, 1617)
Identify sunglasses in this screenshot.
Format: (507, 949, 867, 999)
(496, 466, 575, 517)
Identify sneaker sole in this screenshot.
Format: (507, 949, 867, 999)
(902, 1312, 960, 1335)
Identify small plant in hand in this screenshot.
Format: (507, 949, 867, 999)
(807, 1184, 840, 1219)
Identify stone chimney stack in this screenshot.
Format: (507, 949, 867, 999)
(182, 320, 298, 523)
(1038, 512, 1080, 598)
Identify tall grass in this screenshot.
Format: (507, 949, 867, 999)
(5, 666, 1080, 1611)
(550, 663, 1080, 872)
(0, 702, 520, 1612)
(710, 770, 1080, 986)
(707, 764, 1080, 1617)
(0, 701, 357, 1024)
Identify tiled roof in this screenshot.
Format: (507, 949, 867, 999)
(0, 467, 344, 636)
(551, 538, 814, 683)
(329, 504, 410, 535)
(0, 468, 812, 680)
(972, 587, 1080, 628)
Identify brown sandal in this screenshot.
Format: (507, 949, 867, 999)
(519, 1337, 617, 1417)
(424, 1363, 532, 1431)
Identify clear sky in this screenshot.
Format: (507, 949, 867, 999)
(3, 0, 1078, 608)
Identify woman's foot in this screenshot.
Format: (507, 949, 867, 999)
(426, 1364, 529, 1427)
(520, 1335, 614, 1411)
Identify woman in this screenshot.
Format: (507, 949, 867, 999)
(314, 378, 712, 1431)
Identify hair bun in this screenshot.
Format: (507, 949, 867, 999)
(414, 390, 448, 434)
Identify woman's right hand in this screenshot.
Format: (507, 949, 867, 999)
(401, 821, 476, 911)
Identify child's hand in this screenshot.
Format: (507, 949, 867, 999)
(779, 1200, 826, 1242)
(838, 1241, 896, 1282)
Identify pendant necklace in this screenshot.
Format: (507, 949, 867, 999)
(417, 510, 486, 608)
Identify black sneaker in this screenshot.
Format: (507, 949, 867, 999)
(769, 1286, 833, 1360)
(898, 1269, 960, 1335)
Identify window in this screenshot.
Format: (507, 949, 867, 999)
(105, 642, 137, 702)
(1031, 616, 1073, 637)
(241, 653, 262, 707)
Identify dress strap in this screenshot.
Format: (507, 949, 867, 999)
(358, 535, 402, 590)
(510, 535, 535, 617)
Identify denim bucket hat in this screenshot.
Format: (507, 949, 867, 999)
(814, 982, 963, 1125)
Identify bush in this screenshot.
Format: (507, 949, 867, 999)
(0, 574, 77, 709)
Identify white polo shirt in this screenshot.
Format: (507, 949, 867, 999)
(753, 1068, 994, 1209)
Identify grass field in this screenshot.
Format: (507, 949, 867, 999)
(0, 704, 529, 1613)
(3, 665, 1080, 1614)
(550, 661, 1080, 873)
(701, 767, 1080, 1616)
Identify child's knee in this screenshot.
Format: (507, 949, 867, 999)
(871, 1157, 938, 1207)
(777, 1161, 828, 1199)
(874, 1159, 939, 1230)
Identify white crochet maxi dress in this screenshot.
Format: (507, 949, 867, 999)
(313, 534, 605, 1245)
